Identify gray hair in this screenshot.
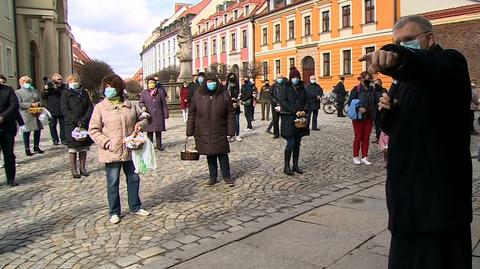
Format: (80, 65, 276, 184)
(394, 15, 434, 34)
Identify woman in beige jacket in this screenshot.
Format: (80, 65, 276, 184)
(89, 74, 150, 224)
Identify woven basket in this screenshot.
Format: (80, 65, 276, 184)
(27, 107, 43, 114)
(181, 137, 200, 161)
(294, 117, 308, 129)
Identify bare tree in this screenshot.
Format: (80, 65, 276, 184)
(240, 61, 264, 80)
(146, 66, 180, 83)
(209, 63, 228, 82)
(78, 59, 114, 101)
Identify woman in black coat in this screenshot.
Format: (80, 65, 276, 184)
(225, 72, 242, 141)
(278, 67, 310, 175)
(61, 74, 93, 178)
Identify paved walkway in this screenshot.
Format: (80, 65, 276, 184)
(0, 110, 478, 268)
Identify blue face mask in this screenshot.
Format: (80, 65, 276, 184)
(23, 83, 31, 89)
(198, 77, 204, 84)
(400, 39, 421, 50)
(207, 82, 217, 91)
(291, 78, 300, 85)
(276, 78, 283, 84)
(310, 80, 316, 84)
(104, 87, 117, 99)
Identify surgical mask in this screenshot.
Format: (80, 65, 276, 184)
(148, 83, 156, 89)
(276, 78, 283, 84)
(198, 77, 204, 84)
(23, 83, 31, 89)
(310, 80, 316, 84)
(207, 82, 217, 91)
(69, 82, 80, 89)
(291, 78, 300, 85)
(400, 39, 421, 50)
(104, 87, 117, 99)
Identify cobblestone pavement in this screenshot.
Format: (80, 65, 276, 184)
(0, 110, 479, 268)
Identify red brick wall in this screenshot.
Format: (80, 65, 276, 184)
(433, 19, 480, 81)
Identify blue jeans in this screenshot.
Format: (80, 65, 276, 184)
(105, 161, 141, 216)
(235, 113, 240, 136)
(207, 154, 231, 180)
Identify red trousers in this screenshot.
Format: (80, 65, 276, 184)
(352, 118, 373, 158)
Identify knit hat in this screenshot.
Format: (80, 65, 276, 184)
(289, 66, 301, 80)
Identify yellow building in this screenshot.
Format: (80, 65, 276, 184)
(255, 0, 398, 91)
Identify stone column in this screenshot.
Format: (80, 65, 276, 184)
(58, 27, 73, 76)
(42, 16, 59, 77)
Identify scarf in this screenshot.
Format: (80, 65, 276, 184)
(69, 87, 84, 97)
(149, 88, 158, 97)
(108, 97, 123, 109)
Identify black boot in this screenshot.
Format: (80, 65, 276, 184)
(283, 148, 294, 176)
(25, 150, 33, 156)
(292, 147, 304, 174)
(33, 147, 44, 154)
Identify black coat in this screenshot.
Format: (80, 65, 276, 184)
(278, 81, 310, 138)
(240, 83, 254, 106)
(380, 44, 472, 236)
(0, 84, 20, 134)
(226, 81, 241, 114)
(348, 84, 376, 120)
(61, 88, 94, 148)
(188, 81, 200, 100)
(41, 83, 66, 116)
(305, 83, 323, 110)
(333, 82, 347, 102)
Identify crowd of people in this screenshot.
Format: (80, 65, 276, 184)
(0, 14, 476, 269)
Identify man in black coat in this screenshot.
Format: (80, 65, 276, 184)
(333, 77, 347, 117)
(188, 72, 205, 100)
(372, 78, 388, 142)
(361, 15, 472, 269)
(305, 75, 323, 130)
(42, 73, 66, 146)
(0, 83, 20, 186)
(266, 74, 284, 138)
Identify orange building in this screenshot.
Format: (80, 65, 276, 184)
(255, 0, 398, 91)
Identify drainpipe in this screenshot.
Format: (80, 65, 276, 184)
(393, 0, 399, 23)
(13, 0, 20, 87)
(250, 16, 256, 78)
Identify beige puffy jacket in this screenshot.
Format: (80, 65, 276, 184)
(89, 99, 147, 163)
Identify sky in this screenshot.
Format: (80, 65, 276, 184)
(68, 0, 197, 78)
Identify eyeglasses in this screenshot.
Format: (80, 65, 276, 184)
(394, 31, 431, 45)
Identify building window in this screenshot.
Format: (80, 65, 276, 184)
(203, 42, 207, 57)
(212, 39, 217, 55)
(288, 21, 295, 39)
(168, 41, 171, 53)
(364, 46, 375, 70)
(275, 60, 281, 75)
(304, 16, 311, 36)
(206, 22, 209, 30)
(196, 44, 200, 58)
(289, 58, 295, 68)
(224, 14, 228, 24)
(262, 61, 268, 80)
(221, 37, 226, 52)
(343, 50, 351, 75)
(3, 0, 11, 20)
(323, 53, 330, 76)
(242, 30, 248, 48)
(198, 25, 201, 33)
(365, 0, 375, 23)
(262, 28, 268, 45)
(342, 5, 351, 28)
(245, 5, 249, 15)
(275, 24, 280, 42)
(234, 10, 238, 20)
(215, 18, 218, 27)
(242, 61, 248, 77)
(231, 33, 236, 51)
(322, 11, 330, 32)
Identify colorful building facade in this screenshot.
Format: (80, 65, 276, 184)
(254, 0, 397, 91)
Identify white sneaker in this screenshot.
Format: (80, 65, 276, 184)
(361, 157, 372, 166)
(236, 136, 242, 142)
(109, 215, 120, 224)
(353, 157, 362, 165)
(244, 128, 251, 132)
(132, 209, 150, 216)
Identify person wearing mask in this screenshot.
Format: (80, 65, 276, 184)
(260, 80, 271, 121)
(251, 78, 258, 121)
(241, 77, 254, 131)
(187, 73, 236, 187)
(470, 79, 479, 135)
(226, 72, 242, 142)
(61, 74, 93, 179)
(16, 76, 44, 156)
(278, 67, 310, 175)
(372, 79, 388, 142)
(89, 74, 150, 224)
(348, 71, 375, 166)
(363, 15, 472, 269)
(333, 77, 347, 117)
(188, 72, 205, 100)
(42, 73, 66, 146)
(305, 75, 323, 130)
(266, 74, 284, 138)
(180, 82, 190, 124)
(139, 78, 169, 151)
(0, 77, 20, 186)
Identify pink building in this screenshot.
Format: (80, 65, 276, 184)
(193, 0, 267, 79)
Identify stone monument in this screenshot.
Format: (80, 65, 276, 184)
(176, 25, 193, 83)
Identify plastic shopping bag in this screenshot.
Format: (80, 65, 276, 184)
(72, 127, 89, 141)
(132, 135, 157, 174)
(123, 132, 146, 150)
(38, 108, 52, 125)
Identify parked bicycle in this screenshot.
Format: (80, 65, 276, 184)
(322, 93, 349, 114)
